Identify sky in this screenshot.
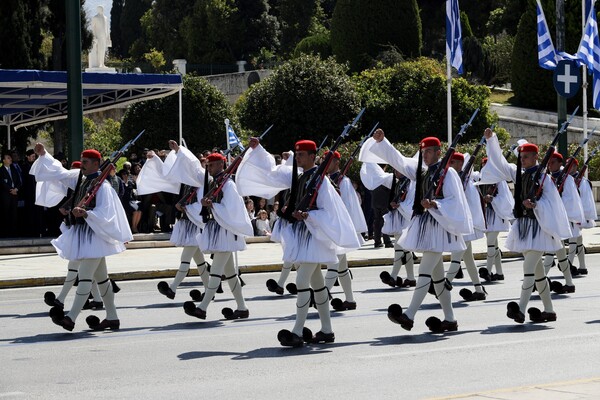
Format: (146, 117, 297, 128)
(84, 0, 112, 25)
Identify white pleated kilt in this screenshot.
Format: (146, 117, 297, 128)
(197, 219, 247, 253)
(382, 209, 408, 235)
(464, 228, 484, 242)
(281, 220, 338, 264)
(505, 217, 563, 252)
(569, 221, 581, 238)
(398, 212, 466, 253)
(581, 219, 596, 229)
(52, 223, 126, 260)
(270, 217, 288, 244)
(335, 233, 365, 255)
(170, 219, 201, 247)
(485, 206, 510, 232)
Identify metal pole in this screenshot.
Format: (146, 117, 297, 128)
(178, 88, 183, 144)
(7, 124, 11, 149)
(66, 0, 84, 162)
(224, 118, 231, 163)
(556, 0, 568, 156)
(582, 0, 589, 177)
(446, 51, 452, 144)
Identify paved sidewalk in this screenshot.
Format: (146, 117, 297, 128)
(1, 226, 599, 289)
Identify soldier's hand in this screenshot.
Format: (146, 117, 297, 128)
(34, 143, 46, 156)
(59, 207, 69, 216)
(175, 203, 185, 212)
(249, 137, 259, 149)
(523, 199, 536, 209)
(201, 198, 213, 208)
(168, 140, 179, 152)
(281, 152, 291, 161)
(292, 210, 308, 220)
(146, 150, 155, 159)
(373, 128, 385, 143)
(72, 207, 88, 218)
(421, 199, 438, 209)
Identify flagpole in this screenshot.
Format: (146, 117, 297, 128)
(447, 54, 452, 144)
(582, 0, 589, 176)
(224, 118, 232, 163)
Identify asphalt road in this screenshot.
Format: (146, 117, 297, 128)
(2, 256, 600, 400)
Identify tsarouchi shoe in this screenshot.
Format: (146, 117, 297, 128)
(277, 329, 304, 348)
(157, 281, 176, 299)
(221, 308, 249, 320)
(183, 301, 206, 319)
(426, 317, 458, 333)
(379, 271, 396, 287)
(578, 268, 588, 275)
(491, 273, 504, 281)
(528, 307, 557, 323)
(478, 267, 492, 282)
(49, 307, 74, 331)
(506, 301, 525, 323)
(312, 331, 335, 344)
(459, 288, 486, 302)
(266, 279, 284, 295)
(285, 283, 298, 295)
(44, 292, 64, 308)
(402, 279, 416, 287)
(86, 315, 120, 331)
(189, 289, 204, 302)
(387, 304, 413, 331)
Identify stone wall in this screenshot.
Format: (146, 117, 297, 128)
(204, 70, 272, 104)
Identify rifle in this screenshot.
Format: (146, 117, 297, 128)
(337, 121, 379, 185)
(459, 134, 487, 187)
(424, 108, 479, 200)
(64, 129, 146, 211)
(555, 131, 593, 194)
(177, 141, 242, 208)
(202, 125, 273, 206)
(575, 145, 600, 188)
(527, 106, 579, 201)
(294, 108, 365, 213)
(391, 175, 411, 205)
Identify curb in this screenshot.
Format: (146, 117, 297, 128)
(2, 247, 598, 290)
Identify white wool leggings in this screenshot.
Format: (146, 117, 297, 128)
(447, 241, 484, 293)
(199, 252, 246, 312)
(519, 250, 553, 313)
(170, 246, 209, 292)
(292, 263, 332, 337)
(325, 254, 354, 303)
(66, 257, 117, 322)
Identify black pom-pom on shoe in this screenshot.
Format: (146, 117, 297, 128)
(189, 289, 204, 302)
(507, 301, 525, 323)
(286, 283, 298, 295)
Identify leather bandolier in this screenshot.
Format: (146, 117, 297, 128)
(478, 183, 496, 210)
(422, 164, 444, 201)
(280, 166, 318, 223)
(519, 167, 538, 219)
(66, 173, 98, 226)
(201, 173, 224, 223)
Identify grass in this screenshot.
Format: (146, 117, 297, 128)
(489, 90, 515, 105)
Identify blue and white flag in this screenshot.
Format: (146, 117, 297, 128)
(446, 0, 463, 74)
(537, 0, 558, 70)
(577, 6, 600, 109)
(227, 124, 244, 151)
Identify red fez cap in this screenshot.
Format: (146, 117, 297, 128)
(420, 137, 441, 149)
(295, 140, 317, 152)
(81, 149, 101, 159)
(451, 152, 464, 162)
(206, 153, 226, 162)
(481, 157, 488, 165)
(324, 150, 341, 159)
(519, 143, 538, 153)
(550, 152, 563, 161)
(71, 161, 81, 169)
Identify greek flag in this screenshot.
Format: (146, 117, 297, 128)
(537, 0, 558, 70)
(446, 0, 463, 74)
(577, 6, 600, 109)
(227, 124, 244, 151)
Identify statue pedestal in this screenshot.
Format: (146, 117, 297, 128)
(85, 67, 117, 74)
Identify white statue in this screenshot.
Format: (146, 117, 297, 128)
(88, 6, 111, 69)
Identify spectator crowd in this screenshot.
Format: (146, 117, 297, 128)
(1, 146, 391, 247)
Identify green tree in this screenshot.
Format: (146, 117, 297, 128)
(276, 0, 317, 54)
(353, 58, 492, 144)
(143, 48, 166, 72)
(121, 75, 233, 153)
(83, 117, 123, 157)
(236, 55, 360, 154)
(293, 31, 332, 58)
(331, 0, 421, 72)
(110, 0, 125, 58)
(0, 0, 48, 69)
(119, 0, 152, 59)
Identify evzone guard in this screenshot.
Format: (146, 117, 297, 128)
(136, 144, 212, 300)
(41, 160, 113, 312)
(475, 156, 514, 282)
(167, 142, 253, 321)
(481, 127, 572, 323)
(32, 144, 132, 331)
(241, 136, 360, 347)
(569, 154, 598, 273)
(444, 151, 488, 302)
(543, 151, 584, 294)
(364, 130, 473, 333)
(323, 149, 368, 311)
(359, 162, 416, 288)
